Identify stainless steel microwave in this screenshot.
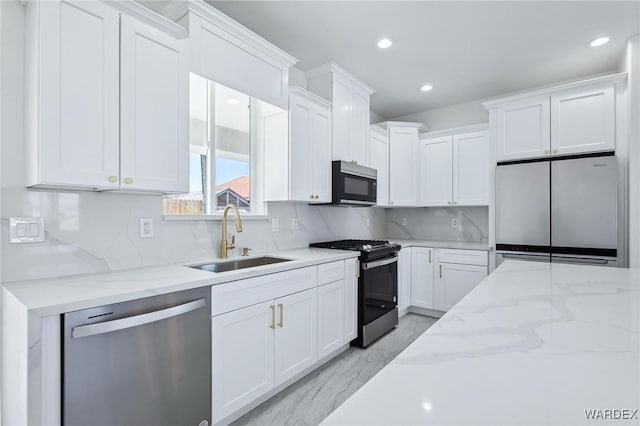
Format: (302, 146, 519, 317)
(331, 161, 377, 206)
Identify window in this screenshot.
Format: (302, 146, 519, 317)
(164, 74, 282, 216)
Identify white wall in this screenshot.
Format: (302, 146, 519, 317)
(391, 100, 489, 131)
(288, 65, 307, 88)
(622, 35, 640, 267)
(370, 110, 386, 124)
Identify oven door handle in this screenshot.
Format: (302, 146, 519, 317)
(362, 257, 397, 270)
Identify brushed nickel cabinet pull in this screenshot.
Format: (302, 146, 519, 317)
(428, 250, 431, 263)
(439, 264, 442, 279)
(277, 304, 284, 328)
(270, 305, 275, 329)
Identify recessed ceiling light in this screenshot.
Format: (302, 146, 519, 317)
(590, 36, 610, 47)
(377, 38, 393, 49)
(420, 84, 433, 92)
(225, 98, 240, 105)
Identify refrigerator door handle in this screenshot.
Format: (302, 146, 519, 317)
(551, 256, 609, 265)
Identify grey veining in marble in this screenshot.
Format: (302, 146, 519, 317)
(231, 314, 437, 426)
(386, 206, 488, 243)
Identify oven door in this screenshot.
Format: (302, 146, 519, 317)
(332, 161, 377, 205)
(360, 256, 397, 324)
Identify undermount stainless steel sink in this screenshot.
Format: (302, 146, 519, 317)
(189, 256, 291, 273)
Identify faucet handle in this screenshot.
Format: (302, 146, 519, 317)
(229, 235, 236, 249)
(242, 247, 252, 257)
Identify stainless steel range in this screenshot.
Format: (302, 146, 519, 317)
(310, 239, 401, 347)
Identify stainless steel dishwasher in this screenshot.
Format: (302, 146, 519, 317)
(63, 287, 211, 426)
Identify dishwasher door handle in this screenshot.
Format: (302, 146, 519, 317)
(72, 298, 207, 339)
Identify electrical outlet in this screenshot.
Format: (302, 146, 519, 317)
(401, 218, 407, 226)
(140, 218, 154, 238)
(365, 218, 370, 227)
(272, 218, 280, 232)
(451, 217, 458, 229)
(292, 218, 298, 230)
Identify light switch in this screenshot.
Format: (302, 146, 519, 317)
(10, 217, 45, 243)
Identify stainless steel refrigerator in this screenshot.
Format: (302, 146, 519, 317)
(495, 153, 618, 267)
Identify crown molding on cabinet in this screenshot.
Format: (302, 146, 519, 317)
(289, 86, 332, 109)
(376, 121, 429, 133)
(370, 124, 388, 136)
(306, 62, 376, 95)
(419, 123, 488, 139)
(482, 72, 627, 109)
(103, 1, 188, 39)
(159, 0, 298, 67)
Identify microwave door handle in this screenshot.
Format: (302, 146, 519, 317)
(362, 257, 397, 270)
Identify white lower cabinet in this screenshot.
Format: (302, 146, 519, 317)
(402, 247, 489, 314)
(212, 301, 275, 422)
(274, 289, 318, 385)
(397, 247, 411, 314)
(435, 262, 488, 311)
(317, 281, 345, 359)
(344, 258, 358, 342)
(410, 247, 435, 309)
(212, 260, 357, 424)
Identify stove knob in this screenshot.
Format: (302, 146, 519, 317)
(364, 244, 372, 251)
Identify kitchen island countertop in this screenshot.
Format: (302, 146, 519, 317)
(323, 260, 640, 425)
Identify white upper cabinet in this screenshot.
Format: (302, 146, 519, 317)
(551, 84, 615, 156)
(264, 87, 332, 203)
(485, 73, 625, 162)
(453, 131, 489, 205)
(120, 15, 189, 193)
(26, 0, 121, 190)
(419, 127, 489, 207)
(380, 122, 426, 206)
(419, 136, 453, 206)
(26, 0, 189, 193)
(175, 3, 298, 110)
(495, 97, 551, 162)
(369, 125, 389, 207)
(307, 63, 375, 166)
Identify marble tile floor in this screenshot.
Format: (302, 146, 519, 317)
(232, 313, 438, 426)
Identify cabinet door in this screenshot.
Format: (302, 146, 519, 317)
(350, 88, 370, 166)
(397, 247, 411, 313)
(389, 127, 419, 206)
(37, 0, 120, 189)
(212, 301, 275, 423)
(419, 136, 453, 206)
(370, 128, 389, 206)
(551, 85, 615, 156)
(410, 247, 435, 309)
(289, 95, 314, 201)
(453, 131, 489, 206)
(120, 15, 189, 193)
(317, 281, 345, 359)
(274, 289, 317, 386)
(331, 74, 352, 162)
(496, 97, 551, 162)
(436, 263, 488, 311)
(311, 104, 332, 203)
(344, 258, 358, 343)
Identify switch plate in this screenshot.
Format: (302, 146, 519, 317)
(292, 218, 298, 231)
(140, 218, 154, 238)
(365, 218, 370, 227)
(10, 217, 45, 243)
(272, 218, 279, 232)
(401, 218, 407, 226)
(451, 218, 458, 229)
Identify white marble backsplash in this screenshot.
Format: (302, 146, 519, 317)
(386, 207, 488, 242)
(1, 188, 386, 283)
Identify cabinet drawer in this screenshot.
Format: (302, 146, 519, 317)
(212, 266, 317, 316)
(317, 261, 345, 285)
(437, 249, 488, 266)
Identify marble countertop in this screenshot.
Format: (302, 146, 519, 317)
(389, 239, 490, 251)
(2, 248, 359, 317)
(323, 260, 640, 425)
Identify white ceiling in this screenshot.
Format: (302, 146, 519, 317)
(140, 1, 640, 118)
(208, 1, 639, 118)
